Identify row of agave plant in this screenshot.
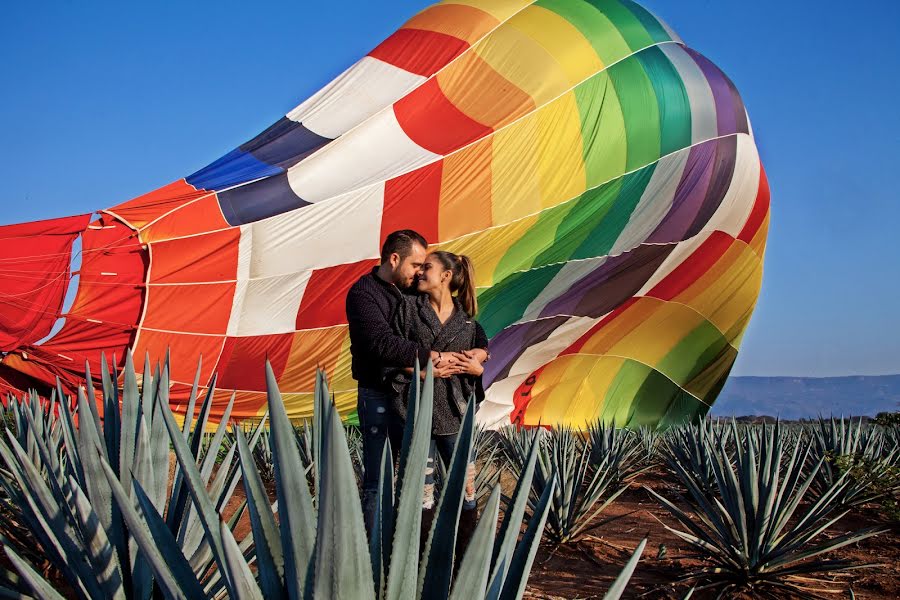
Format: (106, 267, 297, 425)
(207, 406, 496, 505)
(0, 354, 653, 600)
(663, 418, 900, 510)
(495, 423, 652, 545)
(651, 418, 898, 597)
(169, 404, 900, 598)
(470, 418, 897, 597)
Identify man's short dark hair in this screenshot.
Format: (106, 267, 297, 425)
(380, 229, 428, 263)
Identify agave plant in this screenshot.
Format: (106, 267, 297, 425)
(472, 424, 502, 504)
(252, 427, 275, 484)
(4, 357, 562, 599)
(0, 352, 266, 599)
(636, 426, 660, 464)
(501, 426, 628, 545)
(808, 416, 900, 508)
(435, 424, 502, 506)
(647, 420, 887, 598)
(586, 421, 649, 484)
(661, 419, 735, 501)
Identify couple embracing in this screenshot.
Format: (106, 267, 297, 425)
(345, 229, 489, 537)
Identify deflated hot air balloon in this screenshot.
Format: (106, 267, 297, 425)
(0, 0, 768, 429)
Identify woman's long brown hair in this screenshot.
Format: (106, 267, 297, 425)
(430, 250, 478, 316)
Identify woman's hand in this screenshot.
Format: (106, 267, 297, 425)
(464, 348, 489, 364)
(434, 360, 461, 378)
(423, 360, 460, 379)
(426, 349, 486, 379)
(453, 352, 484, 377)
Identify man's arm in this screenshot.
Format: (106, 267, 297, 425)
(469, 321, 490, 363)
(346, 286, 431, 368)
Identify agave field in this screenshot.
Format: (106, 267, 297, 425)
(0, 356, 898, 599)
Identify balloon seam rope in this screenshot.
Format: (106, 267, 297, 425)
(127, 237, 154, 363)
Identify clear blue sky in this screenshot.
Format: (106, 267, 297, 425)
(2, 1, 898, 377)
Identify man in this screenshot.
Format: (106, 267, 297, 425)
(346, 229, 437, 529)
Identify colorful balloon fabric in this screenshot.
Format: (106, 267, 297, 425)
(0, 0, 768, 429)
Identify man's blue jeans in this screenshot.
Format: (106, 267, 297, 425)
(357, 387, 402, 532)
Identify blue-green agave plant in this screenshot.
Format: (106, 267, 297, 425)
(0, 356, 557, 600)
(649, 421, 887, 598)
(0, 351, 266, 600)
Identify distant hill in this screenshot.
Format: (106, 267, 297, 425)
(711, 375, 900, 420)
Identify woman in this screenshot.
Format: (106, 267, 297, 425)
(387, 250, 488, 513)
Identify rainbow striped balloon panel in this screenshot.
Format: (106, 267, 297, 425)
(0, 0, 768, 428)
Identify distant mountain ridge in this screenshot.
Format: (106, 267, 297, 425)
(711, 375, 900, 420)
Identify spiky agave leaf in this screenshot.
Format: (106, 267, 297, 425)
(418, 393, 478, 599)
(385, 358, 433, 600)
(586, 420, 650, 484)
(263, 361, 316, 598)
(369, 439, 394, 596)
(601, 538, 646, 600)
(313, 379, 375, 600)
(501, 426, 628, 544)
(0, 352, 248, 600)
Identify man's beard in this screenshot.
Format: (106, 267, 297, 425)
(398, 276, 420, 294)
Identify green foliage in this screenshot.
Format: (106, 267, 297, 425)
(808, 416, 900, 508)
(650, 420, 887, 598)
(874, 412, 900, 428)
(830, 453, 900, 522)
